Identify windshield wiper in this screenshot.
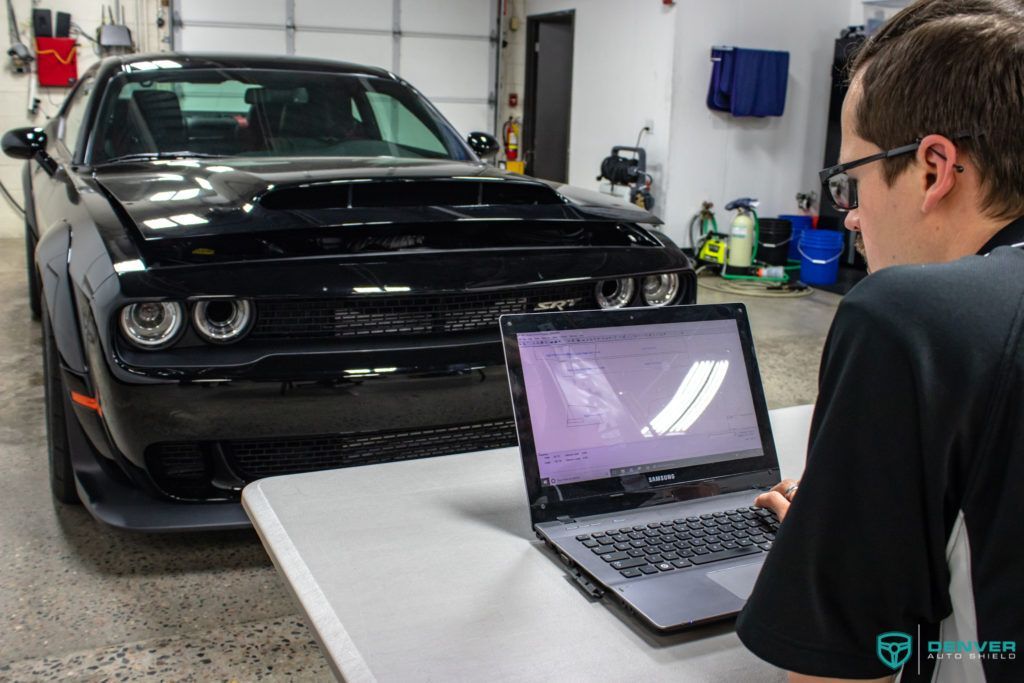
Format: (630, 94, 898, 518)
(92, 151, 225, 166)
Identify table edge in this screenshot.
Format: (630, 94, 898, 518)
(243, 480, 379, 683)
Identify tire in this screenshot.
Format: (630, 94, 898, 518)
(25, 223, 41, 320)
(42, 309, 81, 505)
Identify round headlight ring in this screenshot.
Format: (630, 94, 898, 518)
(595, 278, 636, 309)
(119, 301, 184, 349)
(641, 273, 680, 307)
(192, 298, 254, 344)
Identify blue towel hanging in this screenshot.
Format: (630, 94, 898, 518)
(707, 47, 789, 117)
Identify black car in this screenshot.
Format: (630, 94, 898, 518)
(3, 53, 694, 531)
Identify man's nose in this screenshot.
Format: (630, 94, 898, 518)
(844, 210, 861, 232)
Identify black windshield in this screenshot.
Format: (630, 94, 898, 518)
(89, 67, 471, 163)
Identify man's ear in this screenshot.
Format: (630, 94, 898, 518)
(919, 133, 961, 213)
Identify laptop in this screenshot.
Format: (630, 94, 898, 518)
(499, 303, 782, 632)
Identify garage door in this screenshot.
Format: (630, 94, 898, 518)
(171, 0, 499, 136)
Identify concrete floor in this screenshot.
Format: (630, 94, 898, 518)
(0, 236, 843, 681)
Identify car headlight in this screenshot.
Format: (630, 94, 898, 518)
(192, 298, 254, 344)
(595, 278, 636, 309)
(119, 302, 185, 349)
(641, 273, 680, 306)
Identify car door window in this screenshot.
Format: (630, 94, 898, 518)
(61, 75, 95, 156)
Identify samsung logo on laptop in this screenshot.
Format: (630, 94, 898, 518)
(647, 473, 676, 484)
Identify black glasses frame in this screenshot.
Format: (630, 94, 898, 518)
(818, 132, 977, 212)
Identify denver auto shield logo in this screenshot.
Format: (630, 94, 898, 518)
(876, 629, 1017, 670)
(877, 632, 913, 670)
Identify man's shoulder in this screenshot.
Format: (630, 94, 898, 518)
(852, 248, 1024, 293)
(834, 250, 1024, 348)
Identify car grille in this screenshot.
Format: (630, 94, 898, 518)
(146, 418, 518, 499)
(145, 442, 212, 499)
(226, 418, 518, 478)
(250, 282, 598, 340)
(149, 442, 208, 478)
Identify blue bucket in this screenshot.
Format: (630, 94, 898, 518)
(798, 229, 845, 285)
(779, 214, 813, 261)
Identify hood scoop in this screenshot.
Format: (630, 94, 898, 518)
(260, 178, 565, 211)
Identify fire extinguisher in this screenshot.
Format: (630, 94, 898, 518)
(502, 117, 521, 161)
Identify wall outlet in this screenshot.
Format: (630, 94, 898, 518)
(643, 119, 654, 135)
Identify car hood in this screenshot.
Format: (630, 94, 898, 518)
(91, 157, 660, 243)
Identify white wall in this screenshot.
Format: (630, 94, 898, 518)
(498, 0, 528, 133)
(522, 0, 677, 213)
(663, 0, 853, 248)
(0, 0, 165, 237)
(505, 0, 856, 248)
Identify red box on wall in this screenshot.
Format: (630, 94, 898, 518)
(35, 37, 78, 87)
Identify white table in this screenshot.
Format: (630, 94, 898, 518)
(243, 404, 814, 682)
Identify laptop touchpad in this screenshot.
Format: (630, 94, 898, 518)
(706, 561, 764, 600)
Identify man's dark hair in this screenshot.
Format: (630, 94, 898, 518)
(852, 0, 1024, 219)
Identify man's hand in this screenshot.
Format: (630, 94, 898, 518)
(754, 478, 799, 521)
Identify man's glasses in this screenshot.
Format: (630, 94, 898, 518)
(818, 132, 975, 212)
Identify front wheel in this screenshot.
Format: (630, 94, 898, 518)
(42, 309, 81, 505)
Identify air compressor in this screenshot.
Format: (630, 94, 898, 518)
(595, 145, 655, 210)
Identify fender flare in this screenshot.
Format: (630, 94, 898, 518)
(36, 221, 87, 375)
(21, 162, 37, 236)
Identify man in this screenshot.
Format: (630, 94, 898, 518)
(735, 1, 1024, 681)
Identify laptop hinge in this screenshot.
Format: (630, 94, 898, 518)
(556, 515, 575, 524)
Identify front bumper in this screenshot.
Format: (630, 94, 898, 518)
(71, 348, 517, 517)
(65, 390, 251, 531)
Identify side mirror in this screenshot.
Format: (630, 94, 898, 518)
(467, 131, 500, 158)
(2, 127, 57, 175)
(2, 127, 47, 160)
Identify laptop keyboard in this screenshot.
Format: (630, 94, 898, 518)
(575, 506, 780, 579)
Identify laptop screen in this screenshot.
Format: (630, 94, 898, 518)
(516, 319, 764, 487)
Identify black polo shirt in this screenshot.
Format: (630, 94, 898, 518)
(736, 218, 1024, 682)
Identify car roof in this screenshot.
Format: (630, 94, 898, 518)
(104, 52, 397, 80)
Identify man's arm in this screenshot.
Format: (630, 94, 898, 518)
(756, 486, 894, 683)
(756, 476, 901, 683)
(736, 273, 956, 679)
